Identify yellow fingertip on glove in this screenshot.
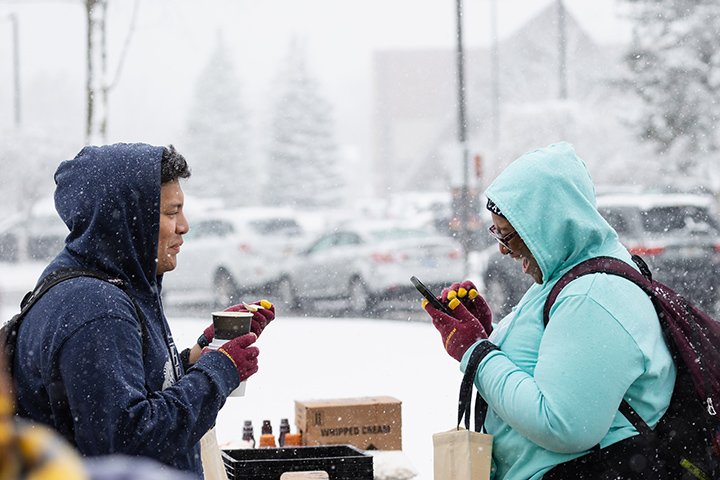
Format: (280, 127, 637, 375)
(448, 298, 461, 310)
(457, 287, 468, 298)
(447, 290, 457, 300)
(421, 299, 429, 309)
(259, 299, 273, 309)
(468, 289, 478, 299)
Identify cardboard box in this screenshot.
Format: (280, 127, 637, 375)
(295, 396, 402, 451)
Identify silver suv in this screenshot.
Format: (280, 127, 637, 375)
(482, 192, 720, 317)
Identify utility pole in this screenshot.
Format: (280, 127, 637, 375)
(85, 0, 108, 144)
(490, 0, 500, 146)
(557, 0, 568, 100)
(455, 0, 471, 275)
(7, 12, 20, 127)
(84, 0, 140, 144)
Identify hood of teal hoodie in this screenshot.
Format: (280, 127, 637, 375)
(484, 142, 620, 284)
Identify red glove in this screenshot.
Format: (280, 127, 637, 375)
(224, 299, 275, 337)
(213, 332, 260, 381)
(424, 293, 488, 361)
(441, 281, 493, 334)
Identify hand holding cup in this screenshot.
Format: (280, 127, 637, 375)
(223, 299, 275, 337)
(205, 310, 256, 396)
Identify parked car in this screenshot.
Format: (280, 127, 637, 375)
(481, 192, 720, 318)
(0, 212, 67, 263)
(275, 220, 465, 314)
(162, 207, 307, 307)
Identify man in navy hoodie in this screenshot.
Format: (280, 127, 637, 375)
(13, 143, 265, 477)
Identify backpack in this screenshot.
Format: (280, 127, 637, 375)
(542, 255, 720, 480)
(1, 268, 141, 377)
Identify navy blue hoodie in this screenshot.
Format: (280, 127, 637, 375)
(13, 143, 239, 477)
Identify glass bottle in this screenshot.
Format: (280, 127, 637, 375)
(240, 420, 255, 449)
(283, 432, 302, 447)
(259, 419, 276, 448)
(278, 418, 290, 447)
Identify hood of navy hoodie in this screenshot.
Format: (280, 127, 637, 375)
(48, 143, 164, 296)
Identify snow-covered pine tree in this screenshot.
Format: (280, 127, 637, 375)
(264, 39, 344, 208)
(0, 128, 68, 214)
(623, 0, 720, 181)
(183, 32, 253, 203)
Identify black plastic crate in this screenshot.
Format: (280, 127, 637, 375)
(222, 445, 373, 480)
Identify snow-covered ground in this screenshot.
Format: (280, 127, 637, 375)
(171, 314, 459, 480)
(1, 261, 464, 480)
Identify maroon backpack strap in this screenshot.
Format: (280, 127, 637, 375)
(542, 255, 657, 437)
(543, 256, 652, 327)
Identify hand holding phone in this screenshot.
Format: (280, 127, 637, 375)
(410, 276, 452, 315)
(414, 276, 490, 361)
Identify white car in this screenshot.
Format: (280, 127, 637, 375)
(162, 207, 307, 307)
(0, 212, 67, 263)
(276, 221, 465, 313)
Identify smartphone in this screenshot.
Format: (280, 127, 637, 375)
(410, 276, 452, 315)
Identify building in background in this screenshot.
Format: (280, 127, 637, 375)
(372, 2, 631, 198)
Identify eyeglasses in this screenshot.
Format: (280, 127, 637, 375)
(488, 224, 517, 251)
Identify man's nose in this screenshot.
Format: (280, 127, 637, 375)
(178, 212, 190, 234)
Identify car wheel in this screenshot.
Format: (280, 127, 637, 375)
(277, 276, 302, 312)
(347, 277, 372, 314)
(213, 269, 240, 307)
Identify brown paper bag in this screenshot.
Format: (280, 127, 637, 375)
(433, 427, 493, 480)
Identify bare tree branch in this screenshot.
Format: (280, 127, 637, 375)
(107, 0, 139, 92)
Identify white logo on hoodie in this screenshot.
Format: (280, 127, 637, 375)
(162, 357, 177, 390)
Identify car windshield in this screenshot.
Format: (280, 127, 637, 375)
(249, 218, 302, 236)
(367, 228, 432, 241)
(641, 206, 720, 235)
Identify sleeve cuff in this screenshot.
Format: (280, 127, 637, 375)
(189, 351, 240, 396)
(179, 348, 191, 373)
(197, 333, 210, 348)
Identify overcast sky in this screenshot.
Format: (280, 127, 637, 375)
(0, 0, 632, 160)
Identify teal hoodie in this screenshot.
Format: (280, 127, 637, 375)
(461, 143, 676, 480)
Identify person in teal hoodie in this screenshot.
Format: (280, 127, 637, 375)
(423, 142, 676, 479)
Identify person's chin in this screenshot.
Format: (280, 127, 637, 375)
(158, 257, 177, 275)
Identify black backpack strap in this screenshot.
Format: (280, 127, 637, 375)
(542, 256, 656, 437)
(20, 268, 126, 312)
(5, 268, 148, 372)
(619, 400, 654, 437)
(458, 341, 499, 432)
(3, 269, 120, 370)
